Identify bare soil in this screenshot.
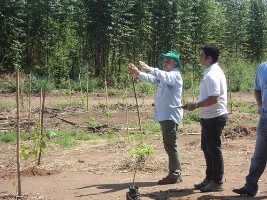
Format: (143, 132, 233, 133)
(1, 92, 267, 200)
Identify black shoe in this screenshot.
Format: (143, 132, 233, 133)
(158, 175, 182, 185)
(200, 181, 223, 192)
(126, 186, 142, 200)
(194, 179, 210, 189)
(232, 186, 256, 197)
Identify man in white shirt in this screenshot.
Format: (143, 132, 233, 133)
(185, 45, 228, 192)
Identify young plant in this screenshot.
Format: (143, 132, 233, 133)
(128, 143, 154, 187)
(20, 120, 46, 162)
(127, 143, 154, 200)
(102, 108, 112, 126)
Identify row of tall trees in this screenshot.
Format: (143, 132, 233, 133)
(1, 0, 266, 86)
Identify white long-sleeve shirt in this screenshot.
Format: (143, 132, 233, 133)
(138, 67, 183, 124)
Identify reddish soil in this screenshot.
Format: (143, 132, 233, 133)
(1, 92, 267, 200)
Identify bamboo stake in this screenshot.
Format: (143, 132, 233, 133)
(20, 76, 24, 109)
(86, 68, 89, 111)
(15, 66, 22, 198)
(28, 73, 32, 120)
(228, 70, 233, 114)
(68, 75, 72, 101)
(104, 78, 109, 125)
(125, 89, 129, 142)
(79, 73, 84, 105)
(38, 88, 45, 165)
(131, 77, 142, 133)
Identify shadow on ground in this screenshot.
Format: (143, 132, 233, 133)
(142, 188, 195, 199)
(74, 181, 156, 198)
(197, 194, 267, 200)
(143, 189, 267, 200)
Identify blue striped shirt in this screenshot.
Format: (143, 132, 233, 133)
(254, 61, 267, 117)
(138, 67, 183, 124)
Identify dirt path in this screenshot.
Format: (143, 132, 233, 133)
(1, 135, 267, 200)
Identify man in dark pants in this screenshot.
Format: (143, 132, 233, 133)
(128, 51, 183, 185)
(185, 45, 228, 192)
(233, 61, 267, 197)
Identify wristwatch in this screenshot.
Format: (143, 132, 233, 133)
(195, 102, 200, 108)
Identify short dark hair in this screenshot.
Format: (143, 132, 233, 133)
(200, 45, 219, 63)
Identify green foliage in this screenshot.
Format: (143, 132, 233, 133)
(54, 134, 77, 148)
(71, 77, 99, 92)
(47, 98, 82, 109)
(128, 133, 147, 142)
(87, 117, 98, 127)
(0, 130, 16, 143)
(20, 120, 46, 160)
(0, 101, 12, 109)
(23, 76, 56, 93)
(229, 98, 257, 114)
(142, 121, 160, 133)
(45, 130, 119, 147)
(128, 143, 154, 162)
(225, 59, 257, 92)
(0, 0, 267, 88)
(247, 0, 266, 62)
(183, 110, 200, 124)
(137, 81, 154, 94)
(102, 108, 112, 117)
(0, 75, 17, 93)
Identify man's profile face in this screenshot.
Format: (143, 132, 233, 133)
(200, 50, 212, 67)
(163, 57, 177, 71)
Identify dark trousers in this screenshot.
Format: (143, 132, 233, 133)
(200, 114, 227, 184)
(159, 120, 181, 179)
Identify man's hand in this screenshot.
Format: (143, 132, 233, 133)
(128, 63, 139, 78)
(184, 102, 198, 111)
(139, 61, 150, 73)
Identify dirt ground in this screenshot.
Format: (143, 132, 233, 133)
(1, 92, 267, 200)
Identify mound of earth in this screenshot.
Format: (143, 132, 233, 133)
(223, 125, 254, 140)
(0, 166, 59, 179)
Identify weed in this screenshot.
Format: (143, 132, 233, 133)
(183, 110, 200, 124)
(128, 133, 147, 142)
(0, 130, 16, 142)
(0, 101, 14, 109)
(47, 99, 82, 109)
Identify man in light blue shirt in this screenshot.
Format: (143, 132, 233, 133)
(128, 51, 183, 185)
(233, 61, 267, 197)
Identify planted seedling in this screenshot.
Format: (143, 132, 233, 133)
(127, 143, 154, 200)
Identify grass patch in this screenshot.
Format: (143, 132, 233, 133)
(183, 110, 200, 124)
(0, 130, 16, 142)
(45, 130, 119, 148)
(128, 133, 147, 142)
(47, 99, 83, 109)
(142, 121, 160, 135)
(230, 99, 257, 114)
(0, 101, 13, 109)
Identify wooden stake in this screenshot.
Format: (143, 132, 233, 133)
(28, 73, 32, 120)
(86, 69, 89, 111)
(104, 78, 109, 126)
(38, 88, 45, 165)
(131, 77, 142, 133)
(15, 66, 22, 198)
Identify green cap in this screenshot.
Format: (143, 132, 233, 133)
(159, 51, 182, 69)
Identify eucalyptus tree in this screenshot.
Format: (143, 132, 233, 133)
(223, 0, 249, 60)
(0, 0, 24, 73)
(247, 0, 266, 62)
(128, 0, 152, 64)
(82, 0, 113, 78)
(149, 0, 179, 66)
